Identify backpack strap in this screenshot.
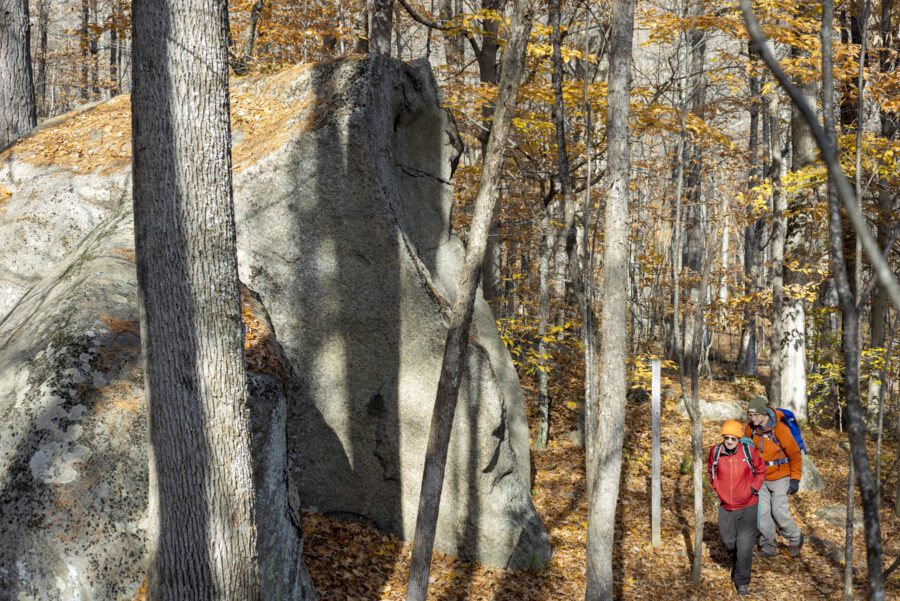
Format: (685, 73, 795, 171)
(711, 443, 724, 482)
(740, 442, 757, 477)
(757, 420, 788, 463)
(713, 443, 758, 481)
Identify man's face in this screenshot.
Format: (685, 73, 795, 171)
(723, 435, 739, 450)
(748, 411, 766, 427)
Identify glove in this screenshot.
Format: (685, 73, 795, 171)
(788, 479, 800, 495)
(751, 487, 759, 496)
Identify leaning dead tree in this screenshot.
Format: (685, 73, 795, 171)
(404, 1, 535, 599)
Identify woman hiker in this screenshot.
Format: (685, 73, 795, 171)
(708, 419, 766, 596)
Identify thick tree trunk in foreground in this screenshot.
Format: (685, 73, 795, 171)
(585, 0, 633, 594)
(404, 1, 534, 599)
(132, 1, 270, 598)
(0, 0, 36, 148)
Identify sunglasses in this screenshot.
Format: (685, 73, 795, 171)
(723, 435, 739, 441)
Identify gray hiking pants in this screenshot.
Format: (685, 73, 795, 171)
(718, 504, 758, 586)
(758, 476, 802, 552)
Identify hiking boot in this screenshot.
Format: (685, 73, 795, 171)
(757, 547, 778, 558)
(736, 584, 750, 596)
(788, 533, 805, 557)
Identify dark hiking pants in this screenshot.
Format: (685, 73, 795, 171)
(718, 504, 758, 586)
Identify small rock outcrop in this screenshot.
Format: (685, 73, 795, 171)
(676, 396, 746, 421)
(0, 54, 550, 598)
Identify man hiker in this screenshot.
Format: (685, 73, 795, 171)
(745, 395, 804, 557)
(708, 419, 765, 596)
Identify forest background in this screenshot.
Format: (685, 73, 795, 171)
(7, 0, 900, 597)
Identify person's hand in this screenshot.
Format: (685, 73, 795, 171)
(751, 487, 758, 496)
(788, 479, 800, 495)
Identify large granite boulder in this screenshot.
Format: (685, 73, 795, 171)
(0, 54, 550, 596)
(0, 205, 315, 598)
(233, 56, 548, 570)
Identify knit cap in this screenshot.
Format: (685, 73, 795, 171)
(748, 395, 768, 414)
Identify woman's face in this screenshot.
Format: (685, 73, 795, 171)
(723, 435, 739, 450)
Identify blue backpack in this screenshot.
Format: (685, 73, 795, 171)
(775, 407, 807, 455)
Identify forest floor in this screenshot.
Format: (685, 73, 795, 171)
(302, 367, 900, 600)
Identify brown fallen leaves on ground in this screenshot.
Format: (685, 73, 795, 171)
(303, 370, 900, 599)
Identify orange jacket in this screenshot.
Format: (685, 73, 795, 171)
(744, 408, 802, 482)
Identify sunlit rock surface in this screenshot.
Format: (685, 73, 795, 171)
(0, 55, 549, 598)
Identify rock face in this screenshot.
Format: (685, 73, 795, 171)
(799, 455, 826, 492)
(676, 396, 746, 421)
(0, 206, 316, 598)
(815, 504, 862, 527)
(233, 56, 549, 569)
(0, 54, 549, 597)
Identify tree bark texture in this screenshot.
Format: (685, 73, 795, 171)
(767, 89, 786, 406)
(80, 0, 90, 99)
(680, 0, 707, 360)
(404, 1, 534, 598)
(477, 0, 504, 298)
(132, 1, 265, 598)
(550, 0, 582, 310)
(585, 0, 633, 594)
(821, 4, 886, 596)
(370, 0, 394, 55)
(737, 42, 764, 375)
(36, 0, 50, 112)
(779, 72, 816, 420)
(438, 0, 465, 70)
(536, 207, 554, 450)
(0, 0, 36, 148)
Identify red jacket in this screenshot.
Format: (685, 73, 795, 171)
(707, 443, 766, 511)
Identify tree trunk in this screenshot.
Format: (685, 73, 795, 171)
(680, 0, 707, 361)
(821, 4, 886, 595)
(870, 0, 894, 430)
(438, 0, 465, 70)
(844, 448, 855, 601)
(110, 0, 119, 95)
(370, 0, 394, 55)
(0, 0, 36, 148)
(585, 0, 633, 594)
(536, 207, 554, 450)
(89, 0, 99, 96)
(231, 0, 265, 74)
(779, 69, 816, 420)
(132, 1, 313, 598)
(767, 88, 786, 405)
(682, 218, 713, 586)
(404, 1, 534, 597)
(551, 0, 582, 311)
(478, 0, 504, 300)
(81, 0, 90, 100)
(36, 0, 50, 114)
(737, 43, 765, 374)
